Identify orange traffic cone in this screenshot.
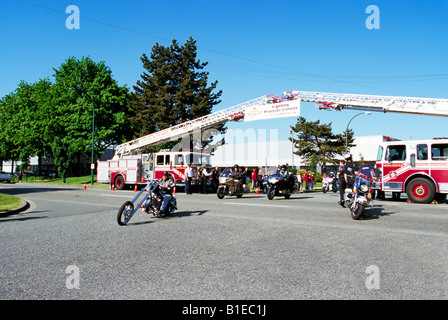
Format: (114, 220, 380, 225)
(111, 183, 115, 191)
(83, 183, 87, 190)
(134, 184, 138, 192)
(255, 188, 259, 194)
(173, 186, 177, 196)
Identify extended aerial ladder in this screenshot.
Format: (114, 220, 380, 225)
(113, 95, 267, 158)
(289, 90, 448, 117)
(113, 90, 448, 159)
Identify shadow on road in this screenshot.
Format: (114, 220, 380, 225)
(124, 210, 208, 226)
(0, 187, 76, 196)
(0, 215, 48, 223)
(362, 204, 398, 220)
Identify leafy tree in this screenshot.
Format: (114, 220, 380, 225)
(0, 79, 54, 173)
(130, 37, 224, 152)
(51, 56, 131, 177)
(0, 57, 131, 180)
(290, 116, 355, 173)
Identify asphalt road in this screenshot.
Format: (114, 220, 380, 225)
(0, 183, 447, 300)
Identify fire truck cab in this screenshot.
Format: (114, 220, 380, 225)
(97, 150, 212, 190)
(375, 138, 448, 203)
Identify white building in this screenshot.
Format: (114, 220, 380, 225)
(210, 135, 397, 171)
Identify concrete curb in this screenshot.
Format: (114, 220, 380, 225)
(0, 199, 30, 218)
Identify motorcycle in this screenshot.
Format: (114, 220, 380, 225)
(344, 173, 374, 220)
(322, 176, 339, 193)
(117, 179, 177, 226)
(267, 172, 296, 200)
(216, 168, 250, 199)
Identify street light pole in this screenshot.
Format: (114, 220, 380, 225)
(68, 87, 95, 185)
(290, 130, 294, 169)
(345, 112, 371, 153)
(90, 99, 95, 186)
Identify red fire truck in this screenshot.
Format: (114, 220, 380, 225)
(375, 138, 448, 203)
(97, 150, 211, 190)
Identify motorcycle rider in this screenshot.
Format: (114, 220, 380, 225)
(279, 164, 288, 176)
(229, 164, 243, 192)
(157, 172, 175, 215)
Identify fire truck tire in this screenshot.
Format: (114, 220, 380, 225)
(114, 175, 125, 190)
(406, 177, 435, 204)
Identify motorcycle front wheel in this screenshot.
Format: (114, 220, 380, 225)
(117, 201, 134, 226)
(217, 186, 226, 199)
(267, 187, 275, 200)
(351, 203, 365, 220)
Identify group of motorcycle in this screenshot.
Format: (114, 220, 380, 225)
(216, 166, 296, 201)
(117, 167, 376, 226)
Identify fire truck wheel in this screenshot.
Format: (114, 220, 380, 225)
(114, 175, 125, 190)
(406, 178, 435, 204)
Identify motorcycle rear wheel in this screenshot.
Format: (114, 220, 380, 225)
(117, 201, 134, 226)
(351, 203, 365, 220)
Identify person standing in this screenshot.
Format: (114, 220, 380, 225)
(303, 170, 309, 191)
(212, 166, 220, 192)
(337, 159, 347, 206)
(257, 168, 264, 193)
(310, 172, 315, 190)
(251, 169, 257, 191)
(201, 165, 212, 194)
(297, 171, 303, 192)
(184, 164, 193, 195)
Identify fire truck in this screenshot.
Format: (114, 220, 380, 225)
(375, 138, 448, 203)
(97, 150, 211, 190)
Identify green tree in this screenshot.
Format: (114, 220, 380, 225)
(51, 56, 131, 178)
(130, 37, 224, 151)
(0, 79, 54, 172)
(290, 116, 355, 173)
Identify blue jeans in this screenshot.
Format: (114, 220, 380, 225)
(160, 194, 172, 213)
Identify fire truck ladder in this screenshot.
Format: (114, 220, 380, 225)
(114, 95, 267, 158)
(288, 91, 448, 117)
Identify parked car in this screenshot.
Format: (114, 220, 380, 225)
(0, 171, 12, 183)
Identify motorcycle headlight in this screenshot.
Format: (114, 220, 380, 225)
(360, 184, 369, 193)
(219, 177, 228, 184)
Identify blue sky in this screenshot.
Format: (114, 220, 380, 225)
(1, 0, 447, 143)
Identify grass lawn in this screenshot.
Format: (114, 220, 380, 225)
(0, 193, 24, 213)
(21, 175, 108, 188)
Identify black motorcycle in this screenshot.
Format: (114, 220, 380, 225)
(117, 179, 177, 226)
(266, 172, 297, 200)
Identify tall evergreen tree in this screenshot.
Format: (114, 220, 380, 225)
(290, 116, 355, 172)
(131, 37, 224, 151)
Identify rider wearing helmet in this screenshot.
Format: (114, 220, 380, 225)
(230, 164, 242, 179)
(279, 164, 288, 176)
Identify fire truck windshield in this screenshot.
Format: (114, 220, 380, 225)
(188, 153, 211, 167)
